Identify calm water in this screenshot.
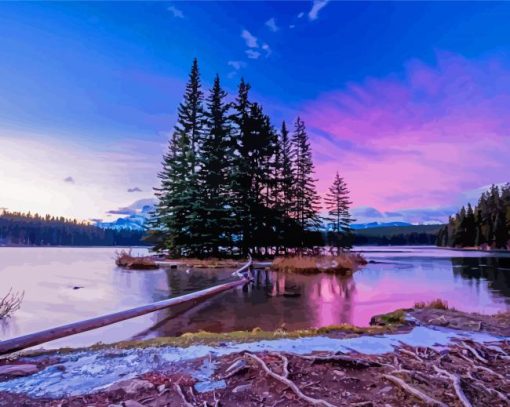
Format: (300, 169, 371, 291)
(1, 246, 509, 350)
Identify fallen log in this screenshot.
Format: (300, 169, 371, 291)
(0, 259, 252, 355)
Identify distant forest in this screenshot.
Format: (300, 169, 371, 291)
(353, 225, 442, 246)
(0, 211, 147, 246)
(437, 184, 510, 249)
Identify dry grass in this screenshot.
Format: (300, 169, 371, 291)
(0, 288, 24, 319)
(115, 249, 159, 270)
(414, 298, 449, 310)
(272, 253, 367, 275)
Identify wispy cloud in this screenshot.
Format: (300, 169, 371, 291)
(228, 60, 246, 71)
(107, 207, 133, 215)
(304, 52, 510, 214)
(63, 176, 75, 184)
(297, 12, 305, 19)
(262, 43, 271, 57)
(245, 49, 261, 60)
(265, 18, 279, 32)
(167, 5, 184, 19)
(127, 187, 142, 193)
(241, 29, 258, 48)
(309, 0, 330, 21)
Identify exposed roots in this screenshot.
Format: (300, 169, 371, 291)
(174, 383, 194, 407)
(433, 366, 472, 407)
(244, 352, 337, 407)
(461, 341, 488, 364)
(383, 374, 448, 407)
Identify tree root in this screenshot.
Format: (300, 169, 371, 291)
(465, 371, 510, 404)
(270, 352, 290, 378)
(383, 374, 448, 407)
(397, 348, 423, 362)
(461, 342, 488, 364)
(244, 352, 337, 407)
(174, 383, 194, 407)
(433, 366, 472, 407)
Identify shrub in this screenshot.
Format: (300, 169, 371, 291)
(115, 249, 159, 270)
(414, 298, 449, 310)
(0, 288, 24, 319)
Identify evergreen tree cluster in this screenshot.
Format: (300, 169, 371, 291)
(0, 211, 146, 246)
(437, 184, 510, 249)
(152, 59, 353, 257)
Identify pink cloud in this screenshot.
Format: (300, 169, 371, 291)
(303, 52, 510, 212)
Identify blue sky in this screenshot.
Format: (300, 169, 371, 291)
(1, 2, 510, 223)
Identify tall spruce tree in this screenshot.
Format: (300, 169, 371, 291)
(324, 172, 354, 248)
(291, 117, 321, 235)
(152, 58, 205, 256)
(197, 75, 232, 256)
(230, 79, 254, 255)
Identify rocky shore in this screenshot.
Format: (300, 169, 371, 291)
(0, 307, 509, 407)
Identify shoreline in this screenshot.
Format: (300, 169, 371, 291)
(1, 306, 509, 406)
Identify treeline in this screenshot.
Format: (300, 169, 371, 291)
(355, 233, 438, 246)
(151, 59, 353, 258)
(437, 184, 510, 249)
(0, 211, 146, 246)
(354, 225, 443, 246)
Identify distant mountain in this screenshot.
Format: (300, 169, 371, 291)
(350, 222, 412, 230)
(97, 199, 155, 231)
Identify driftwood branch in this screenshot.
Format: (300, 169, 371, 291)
(245, 353, 337, 407)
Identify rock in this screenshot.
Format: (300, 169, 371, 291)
(106, 379, 154, 395)
(332, 369, 345, 377)
(233, 384, 251, 393)
(0, 364, 39, 377)
(379, 385, 393, 394)
(123, 401, 145, 407)
(226, 358, 246, 374)
(157, 384, 166, 393)
(428, 315, 449, 326)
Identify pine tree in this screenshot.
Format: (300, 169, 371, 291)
(280, 122, 294, 218)
(152, 59, 205, 256)
(197, 74, 232, 256)
(324, 172, 354, 249)
(230, 79, 254, 255)
(291, 117, 321, 235)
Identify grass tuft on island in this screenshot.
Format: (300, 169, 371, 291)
(271, 252, 367, 275)
(414, 298, 450, 310)
(115, 250, 159, 270)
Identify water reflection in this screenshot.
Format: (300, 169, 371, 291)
(1, 247, 510, 349)
(144, 269, 358, 338)
(452, 257, 510, 298)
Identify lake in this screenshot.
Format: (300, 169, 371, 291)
(1, 246, 509, 350)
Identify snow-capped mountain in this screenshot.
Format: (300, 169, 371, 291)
(350, 222, 412, 230)
(96, 199, 155, 231)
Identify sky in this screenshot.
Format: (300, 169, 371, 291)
(1, 1, 510, 224)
